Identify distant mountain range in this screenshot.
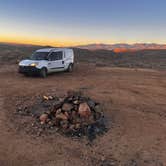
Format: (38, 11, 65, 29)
(1, 42, 166, 52)
(77, 43, 166, 51)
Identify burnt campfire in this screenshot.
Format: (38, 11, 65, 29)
(16, 91, 107, 141)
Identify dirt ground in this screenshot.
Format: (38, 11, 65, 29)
(0, 63, 166, 166)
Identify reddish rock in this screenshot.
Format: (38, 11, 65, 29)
(78, 102, 91, 118)
(39, 114, 48, 124)
(71, 110, 77, 117)
(27, 91, 105, 140)
(64, 112, 69, 119)
(56, 113, 68, 120)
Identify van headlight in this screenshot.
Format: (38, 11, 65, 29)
(30, 62, 39, 67)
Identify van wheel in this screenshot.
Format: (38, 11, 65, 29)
(67, 64, 73, 72)
(40, 68, 47, 78)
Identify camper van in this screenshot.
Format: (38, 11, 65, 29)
(18, 48, 74, 78)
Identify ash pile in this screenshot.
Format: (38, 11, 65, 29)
(17, 91, 107, 141)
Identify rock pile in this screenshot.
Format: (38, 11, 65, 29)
(17, 91, 107, 141)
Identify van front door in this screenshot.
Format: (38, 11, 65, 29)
(48, 51, 64, 72)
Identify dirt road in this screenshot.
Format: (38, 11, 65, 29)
(0, 64, 166, 165)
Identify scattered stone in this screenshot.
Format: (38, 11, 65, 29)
(55, 108, 62, 115)
(56, 113, 68, 120)
(94, 104, 103, 113)
(48, 96, 54, 100)
(73, 100, 79, 104)
(43, 96, 49, 100)
(87, 99, 96, 109)
(62, 103, 73, 112)
(78, 102, 91, 118)
(60, 120, 69, 129)
(39, 114, 48, 124)
(75, 123, 81, 129)
(16, 91, 107, 141)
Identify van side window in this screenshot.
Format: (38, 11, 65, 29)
(49, 51, 63, 61)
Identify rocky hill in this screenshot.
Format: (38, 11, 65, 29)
(0, 43, 166, 69)
(77, 43, 166, 51)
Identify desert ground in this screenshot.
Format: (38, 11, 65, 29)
(0, 60, 166, 165)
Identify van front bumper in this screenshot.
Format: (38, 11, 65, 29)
(19, 66, 41, 75)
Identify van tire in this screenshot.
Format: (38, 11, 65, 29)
(40, 68, 47, 78)
(67, 64, 73, 72)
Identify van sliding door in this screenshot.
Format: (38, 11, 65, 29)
(48, 51, 64, 71)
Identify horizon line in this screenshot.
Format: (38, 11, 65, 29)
(0, 41, 166, 47)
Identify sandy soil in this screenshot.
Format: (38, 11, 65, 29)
(0, 63, 166, 166)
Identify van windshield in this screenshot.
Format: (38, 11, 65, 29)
(30, 52, 49, 60)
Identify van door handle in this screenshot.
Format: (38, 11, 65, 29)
(62, 61, 64, 64)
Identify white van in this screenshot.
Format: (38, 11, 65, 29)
(19, 48, 74, 78)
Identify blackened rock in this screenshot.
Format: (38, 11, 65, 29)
(94, 117, 108, 134)
(87, 99, 96, 109)
(94, 104, 103, 113)
(64, 97, 73, 103)
(42, 103, 52, 109)
(18, 91, 107, 141)
(73, 105, 78, 111)
(53, 101, 63, 110)
(94, 112, 102, 121)
(67, 90, 82, 98)
(62, 103, 73, 112)
(87, 124, 96, 142)
(67, 90, 75, 97)
(60, 120, 69, 129)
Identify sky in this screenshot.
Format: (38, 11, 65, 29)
(0, 0, 166, 46)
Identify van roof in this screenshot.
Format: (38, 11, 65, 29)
(36, 48, 72, 52)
